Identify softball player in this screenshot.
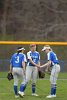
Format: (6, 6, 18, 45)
(41, 45, 60, 98)
(9, 47, 26, 98)
(18, 44, 40, 97)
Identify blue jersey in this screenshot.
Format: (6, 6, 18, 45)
(27, 51, 40, 66)
(10, 53, 24, 68)
(23, 54, 27, 62)
(47, 51, 59, 66)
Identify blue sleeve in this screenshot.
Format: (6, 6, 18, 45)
(21, 55, 25, 62)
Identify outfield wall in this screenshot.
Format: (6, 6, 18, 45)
(0, 59, 67, 72)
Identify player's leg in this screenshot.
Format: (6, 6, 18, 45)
(32, 67, 38, 96)
(50, 64, 60, 95)
(19, 68, 26, 94)
(17, 68, 25, 82)
(17, 68, 26, 97)
(47, 64, 60, 98)
(19, 66, 32, 95)
(50, 68, 57, 96)
(46, 67, 56, 98)
(53, 64, 60, 95)
(26, 66, 32, 83)
(13, 68, 19, 97)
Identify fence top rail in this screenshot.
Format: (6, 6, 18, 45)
(0, 41, 67, 45)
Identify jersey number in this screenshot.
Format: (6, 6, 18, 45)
(15, 56, 19, 63)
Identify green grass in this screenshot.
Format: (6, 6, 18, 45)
(0, 72, 67, 100)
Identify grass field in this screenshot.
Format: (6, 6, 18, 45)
(0, 72, 67, 100)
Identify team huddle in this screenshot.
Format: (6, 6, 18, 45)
(9, 44, 60, 98)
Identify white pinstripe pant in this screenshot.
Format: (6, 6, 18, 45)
(50, 64, 60, 84)
(12, 67, 25, 86)
(25, 66, 38, 84)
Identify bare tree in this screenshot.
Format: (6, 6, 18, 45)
(1, 0, 9, 37)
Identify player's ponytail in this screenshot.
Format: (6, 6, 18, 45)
(17, 50, 22, 55)
(17, 47, 25, 55)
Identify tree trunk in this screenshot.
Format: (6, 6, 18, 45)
(1, 0, 9, 38)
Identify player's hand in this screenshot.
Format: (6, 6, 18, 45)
(40, 65, 44, 68)
(36, 64, 40, 68)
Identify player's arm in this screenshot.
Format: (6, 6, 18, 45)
(22, 55, 26, 74)
(38, 61, 40, 66)
(27, 52, 40, 68)
(24, 54, 27, 63)
(9, 58, 12, 73)
(37, 54, 40, 67)
(8, 64, 12, 73)
(41, 52, 52, 68)
(38, 54, 40, 66)
(40, 60, 51, 68)
(30, 58, 40, 68)
(22, 61, 26, 73)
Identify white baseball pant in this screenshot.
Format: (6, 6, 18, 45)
(12, 67, 25, 86)
(26, 66, 38, 84)
(50, 64, 60, 84)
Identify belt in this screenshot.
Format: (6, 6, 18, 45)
(51, 63, 59, 67)
(54, 63, 59, 65)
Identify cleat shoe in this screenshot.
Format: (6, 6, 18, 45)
(46, 94, 54, 98)
(53, 95, 56, 97)
(15, 95, 19, 98)
(32, 93, 39, 96)
(18, 91, 24, 97)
